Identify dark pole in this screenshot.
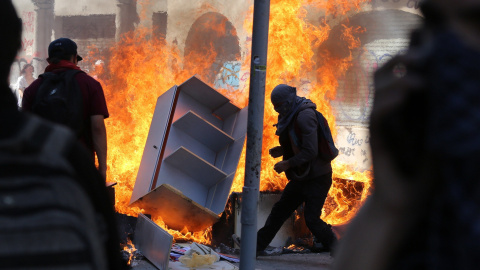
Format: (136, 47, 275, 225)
(239, 0, 270, 269)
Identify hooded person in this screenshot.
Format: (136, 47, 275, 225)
(249, 84, 337, 255)
(270, 84, 333, 181)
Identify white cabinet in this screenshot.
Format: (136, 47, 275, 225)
(130, 76, 248, 232)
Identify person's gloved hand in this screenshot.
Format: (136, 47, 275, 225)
(274, 160, 290, 173)
(269, 146, 283, 158)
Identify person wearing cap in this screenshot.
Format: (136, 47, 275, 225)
(253, 84, 337, 255)
(22, 37, 109, 181)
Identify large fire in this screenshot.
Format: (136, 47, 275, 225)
(87, 0, 372, 244)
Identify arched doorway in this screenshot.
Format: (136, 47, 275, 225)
(184, 12, 241, 89)
(319, 10, 423, 125)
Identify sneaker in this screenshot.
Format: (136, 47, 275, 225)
(312, 230, 338, 255)
(233, 234, 280, 257)
(262, 246, 283, 256)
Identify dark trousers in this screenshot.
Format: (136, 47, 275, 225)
(256, 172, 336, 251)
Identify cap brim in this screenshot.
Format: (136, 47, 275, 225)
(77, 55, 83, 62)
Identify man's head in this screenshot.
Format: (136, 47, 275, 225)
(47, 38, 83, 64)
(21, 63, 34, 76)
(271, 84, 297, 115)
(0, 0, 22, 84)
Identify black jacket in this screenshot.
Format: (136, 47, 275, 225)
(279, 102, 332, 181)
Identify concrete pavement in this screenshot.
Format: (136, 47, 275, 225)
(234, 253, 333, 270)
(130, 252, 333, 270)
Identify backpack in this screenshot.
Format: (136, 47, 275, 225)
(0, 116, 108, 269)
(32, 69, 84, 138)
(294, 108, 339, 161)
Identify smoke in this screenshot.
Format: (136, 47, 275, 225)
(55, 0, 115, 16)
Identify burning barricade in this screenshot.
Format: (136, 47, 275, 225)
(127, 76, 247, 268)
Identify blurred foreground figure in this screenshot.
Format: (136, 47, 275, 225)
(333, 0, 480, 269)
(0, 1, 126, 269)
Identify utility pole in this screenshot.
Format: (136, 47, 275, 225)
(239, 0, 270, 269)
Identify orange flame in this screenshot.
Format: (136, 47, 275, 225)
(152, 216, 213, 245)
(87, 0, 373, 243)
(232, 0, 372, 226)
(87, 26, 218, 243)
(122, 239, 137, 265)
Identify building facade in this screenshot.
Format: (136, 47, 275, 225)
(10, 0, 423, 174)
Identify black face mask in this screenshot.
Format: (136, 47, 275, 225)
(273, 101, 292, 116)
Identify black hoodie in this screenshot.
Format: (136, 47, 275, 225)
(279, 100, 332, 181)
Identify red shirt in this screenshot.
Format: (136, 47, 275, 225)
(23, 61, 109, 156)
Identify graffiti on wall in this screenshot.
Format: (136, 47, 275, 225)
(332, 39, 409, 125)
(214, 61, 241, 91)
(213, 60, 254, 97)
(336, 126, 372, 171)
(21, 11, 35, 57)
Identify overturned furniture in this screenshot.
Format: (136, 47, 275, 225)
(134, 213, 173, 270)
(130, 76, 248, 232)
